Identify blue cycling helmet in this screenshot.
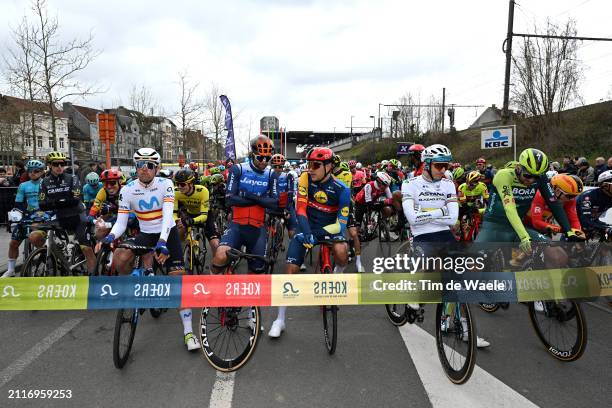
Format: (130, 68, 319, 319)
(86, 172, 100, 185)
(25, 160, 45, 172)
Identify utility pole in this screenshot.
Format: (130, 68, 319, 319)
(441, 87, 446, 132)
(502, 0, 515, 124)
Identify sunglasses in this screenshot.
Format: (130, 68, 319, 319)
(50, 162, 65, 168)
(104, 181, 119, 187)
(431, 162, 449, 170)
(135, 161, 157, 170)
(521, 172, 537, 180)
(254, 155, 271, 162)
(176, 182, 189, 188)
(307, 161, 324, 170)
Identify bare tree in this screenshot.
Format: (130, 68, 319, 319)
(128, 84, 159, 116)
(3, 16, 42, 156)
(424, 94, 443, 134)
(394, 92, 422, 138)
(511, 19, 583, 131)
(29, 0, 101, 149)
(202, 83, 225, 160)
(176, 70, 203, 158)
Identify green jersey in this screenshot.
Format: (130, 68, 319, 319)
(485, 168, 570, 241)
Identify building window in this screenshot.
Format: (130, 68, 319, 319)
(25, 137, 31, 147)
(48, 137, 53, 148)
(37, 137, 42, 148)
(59, 138, 64, 149)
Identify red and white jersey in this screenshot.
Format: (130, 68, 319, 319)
(355, 181, 392, 205)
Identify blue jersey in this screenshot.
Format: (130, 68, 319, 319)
(15, 179, 42, 212)
(576, 187, 612, 232)
(83, 182, 103, 203)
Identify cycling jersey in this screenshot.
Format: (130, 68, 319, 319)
(355, 181, 392, 205)
(14, 179, 42, 212)
(386, 169, 404, 192)
(89, 187, 120, 218)
(525, 190, 581, 233)
(275, 171, 295, 209)
(409, 162, 425, 178)
(38, 173, 84, 218)
(458, 182, 489, 206)
(226, 161, 278, 228)
(576, 187, 612, 232)
(174, 185, 209, 224)
(484, 168, 571, 242)
(351, 170, 366, 188)
(83, 182, 103, 204)
(333, 170, 352, 189)
(401, 176, 458, 237)
(111, 177, 175, 240)
(296, 172, 351, 237)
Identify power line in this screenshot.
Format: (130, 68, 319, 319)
(555, 0, 594, 17)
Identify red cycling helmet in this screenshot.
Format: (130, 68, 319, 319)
(348, 160, 357, 168)
(408, 144, 425, 152)
(307, 147, 334, 162)
(476, 157, 486, 165)
(100, 169, 122, 182)
(189, 162, 198, 171)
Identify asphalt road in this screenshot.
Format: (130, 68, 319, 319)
(1, 237, 611, 408)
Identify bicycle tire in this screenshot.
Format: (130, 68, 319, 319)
(385, 304, 409, 326)
(478, 303, 500, 313)
(435, 302, 476, 384)
(21, 247, 50, 277)
(113, 308, 138, 369)
(199, 306, 261, 372)
(322, 305, 338, 355)
(150, 262, 167, 317)
(183, 245, 193, 274)
(527, 300, 587, 362)
(95, 247, 113, 276)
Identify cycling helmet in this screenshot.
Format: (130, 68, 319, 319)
(466, 170, 481, 184)
(133, 147, 161, 164)
(408, 144, 425, 153)
(451, 162, 462, 169)
(209, 173, 224, 185)
(356, 162, 363, 169)
(120, 174, 128, 185)
(388, 159, 400, 169)
(375, 172, 392, 187)
(307, 147, 333, 162)
(46, 151, 67, 163)
(422, 144, 452, 163)
(381, 160, 389, 167)
(271, 153, 286, 166)
(348, 160, 357, 168)
(546, 170, 558, 180)
(452, 167, 465, 180)
(100, 169, 122, 182)
(476, 157, 486, 165)
(159, 168, 173, 178)
(339, 162, 350, 172)
(25, 159, 45, 171)
(175, 169, 196, 184)
(576, 157, 588, 167)
(218, 165, 225, 171)
(597, 170, 612, 183)
(505, 160, 519, 169)
(189, 162, 198, 171)
(332, 155, 341, 168)
(86, 172, 100, 185)
(551, 174, 583, 195)
(518, 148, 548, 175)
(250, 135, 274, 156)
(129, 169, 137, 178)
(444, 170, 453, 180)
(209, 167, 220, 175)
(284, 162, 292, 170)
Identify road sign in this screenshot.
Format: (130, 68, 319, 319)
(481, 126, 513, 149)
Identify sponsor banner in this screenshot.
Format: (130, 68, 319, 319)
(515, 267, 606, 302)
(181, 275, 271, 308)
(0, 277, 88, 310)
(397, 142, 412, 156)
(88, 276, 181, 309)
(271, 274, 358, 306)
(480, 126, 513, 149)
(360, 273, 442, 304)
(441, 272, 517, 303)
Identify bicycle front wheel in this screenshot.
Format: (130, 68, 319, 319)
(200, 306, 261, 371)
(528, 300, 587, 362)
(21, 247, 50, 277)
(322, 305, 338, 354)
(113, 308, 138, 369)
(435, 302, 476, 384)
(385, 304, 408, 326)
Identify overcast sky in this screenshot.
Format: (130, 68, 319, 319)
(2, 0, 612, 154)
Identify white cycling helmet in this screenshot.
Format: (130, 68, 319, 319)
(356, 162, 363, 169)
(598, 170, 612, 183)
(381, 160, 389, 166)
(444, 170, 453, 180)
(133, 147, 161, 164)
(546, 170, 558, 180)
(375, 172, 392, 187)
(422, 144, 452, 163)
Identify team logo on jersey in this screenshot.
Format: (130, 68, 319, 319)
(341, 206, 349, 217)
(298, 185, 307, 196)
(314, 190, 328, 204)
(138, 196, 160, 211)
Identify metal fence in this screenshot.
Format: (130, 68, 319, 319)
(0, 186, 18, 228)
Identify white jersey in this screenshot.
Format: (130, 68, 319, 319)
(401, 175, 458, 237)
(110, 177, 176, 241)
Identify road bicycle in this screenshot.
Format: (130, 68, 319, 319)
(317, 239, 343, 355)
(265, 212, 286, 274)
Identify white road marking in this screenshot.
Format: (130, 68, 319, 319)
(0, 318, 83, 388)
(398, 323, 539, 408)
(209, 371, 236, 408)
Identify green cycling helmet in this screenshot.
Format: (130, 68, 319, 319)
(339, 162, 350, 172)
(46, 151, 67, 163)
(505, 160, 519, 169)
(388, 159, 401, 169)
(518, 148, 548, 175)
(209, 174, 224, 185)
(209, 167, 220, 175)
(452, 167, 465, 180)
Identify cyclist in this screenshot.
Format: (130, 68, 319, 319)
(452, 167, 466, 189)
(159, 168, 174, 180)
(38, 151, 96, 275)
(129, 168, 137, 182)
(89, 169, 132, 241)
(332, 158, 362, 270)
(350, 160, 366, 196)
(475, 148, 580, 268)
(270, 153, 297, 238)
(4, 160, 48, 278)
(210, 136, 278, 275)
(269, 147, 350, 338)
(83, 172, 102, 211)
(406, 144, 425, 177)
(576, 170, 612, 238)
(97, 148, 200, 352)
(457, 171, 489, 218)
(525, 174, 584, 237)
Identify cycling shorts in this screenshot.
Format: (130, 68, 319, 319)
(205, 214, 220, 240)
(58, 214, 91, 246)
(126, 226, 183, 271)
(354, 202, 368, 226)
(219, 223, 268, 272)
(286, 232, 346, 266)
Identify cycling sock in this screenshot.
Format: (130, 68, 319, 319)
(7, 259, 16, 273)
(276, 306, 287, 322)
(356, 255, 362, 264)
(180, 309, 194, 335)
(333, 265, 346, 274)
